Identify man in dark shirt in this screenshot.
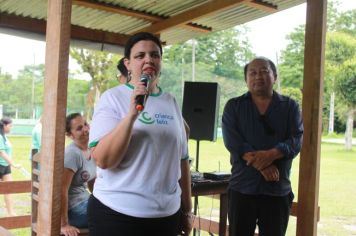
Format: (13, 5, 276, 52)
(222, 57, 303, 236)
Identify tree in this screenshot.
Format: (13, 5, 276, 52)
(67, 79, 90, 115)
(326, 0, 342, 32)
(17, 64, 45, 118)
(278, 1, 342, 88)
(335, 57, 356, 150)
(70, 48, 121, 119)
(279, 3, 356, 136)
(326, 31, 356, 140)
(333, 9, 356, 37)
(325, 5, 355, 134)
(0, 64, 46, 118)
(278, 25, 305, 89)
(163, 26, 254, 81)
(161, 26, 254, 125)
(325, 32, 353, 134)
(281, 87, 302, 107)
(195, 26, 253, 79)
(0, 70, 14, 117)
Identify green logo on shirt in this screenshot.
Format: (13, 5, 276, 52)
(138, 112, 174, 125)
(138, 112, 155, 124)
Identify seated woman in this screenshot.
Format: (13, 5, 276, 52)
(61, 113, 96, 236)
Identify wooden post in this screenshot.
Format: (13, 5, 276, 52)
(297, 0, 327, 235)
(37, 0, 72, 235)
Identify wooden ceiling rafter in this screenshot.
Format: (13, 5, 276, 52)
(72, 0, 212, 33)
(132, 0, 248, 35)
(0, 13, 129, 47)
(0, 0, 279, 47)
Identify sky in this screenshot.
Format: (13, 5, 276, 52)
(0, 1, 355, 77)
(245, 1, 356, 62)
(244, 3, 307, 62)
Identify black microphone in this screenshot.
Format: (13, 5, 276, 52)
(135, 74, 151, 111)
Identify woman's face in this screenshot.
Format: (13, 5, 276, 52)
(4, 123, 13, 134)
(68, 116, 89, 144)
(125, 40, 162, 85)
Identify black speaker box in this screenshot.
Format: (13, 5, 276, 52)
(182, 81, 220, 141)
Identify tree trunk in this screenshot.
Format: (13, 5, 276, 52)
(344, 108, 354, 151)
(328, 92, 335, 134)
(85, 85, 100, 121)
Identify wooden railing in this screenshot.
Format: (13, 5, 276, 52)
(30, 153, 89, 236)
(0, 180, 32, 229)
(0, 166, 318, 236)
(0, 152, 89, 235)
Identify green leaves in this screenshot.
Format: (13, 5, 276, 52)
(163, 26, 254, 80)
(69, 48, 121, 119)
(336, 57, 356, 106)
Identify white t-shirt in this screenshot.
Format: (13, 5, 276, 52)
(89, 84, 188, 218)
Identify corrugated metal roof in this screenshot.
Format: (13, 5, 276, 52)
(0, 0, 306, 48)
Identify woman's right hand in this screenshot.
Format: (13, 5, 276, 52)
(11, 163, 21, 169)
(60, 224, 80, 236)
(129, 81, 149, 116)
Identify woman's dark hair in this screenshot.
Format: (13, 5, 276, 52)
(243, 57, 277, 81)
(124, 32, 163, 59)
(117, 57, 128, 77)
(65, 113, 81, 134)
(0, 117, 12, 141)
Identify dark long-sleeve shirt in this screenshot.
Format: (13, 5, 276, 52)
(222, 91, 303, 196)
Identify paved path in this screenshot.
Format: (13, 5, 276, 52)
(322, 138, 356, 145)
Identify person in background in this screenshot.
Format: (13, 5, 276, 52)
(31, 117, 42, 158)
(117, 57, 128, 84)
(60, 113, 96, 236)
(0, 117, 20, 216)
(0, 226, 12, 236)
(88, 32, 192, 236)
(222, 57, 303, 236)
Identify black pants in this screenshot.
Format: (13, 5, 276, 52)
(88, 195, 180, 236)
(228, 190, 293, 236)
(0, 165, 11, 178)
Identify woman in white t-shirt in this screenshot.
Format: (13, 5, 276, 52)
(88, 32, 192, 236)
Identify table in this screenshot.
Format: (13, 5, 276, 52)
(191, 179, 229, 236)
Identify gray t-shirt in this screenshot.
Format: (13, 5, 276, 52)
(64, 142, 96, 209)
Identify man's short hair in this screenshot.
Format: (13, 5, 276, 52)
(244, 57, 277, 80)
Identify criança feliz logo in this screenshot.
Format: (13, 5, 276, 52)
(138, 112, 174, 125)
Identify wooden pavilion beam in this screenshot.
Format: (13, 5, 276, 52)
(0, 13, 129, 47)
(36, 0, 72, 235)
(243, 0, 278, 13)
(72, 0, 212, 33)
(297, 0, 327, 235)
(133, 0, 247, 35)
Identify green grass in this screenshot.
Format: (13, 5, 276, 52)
(2, 136, 355, 235)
